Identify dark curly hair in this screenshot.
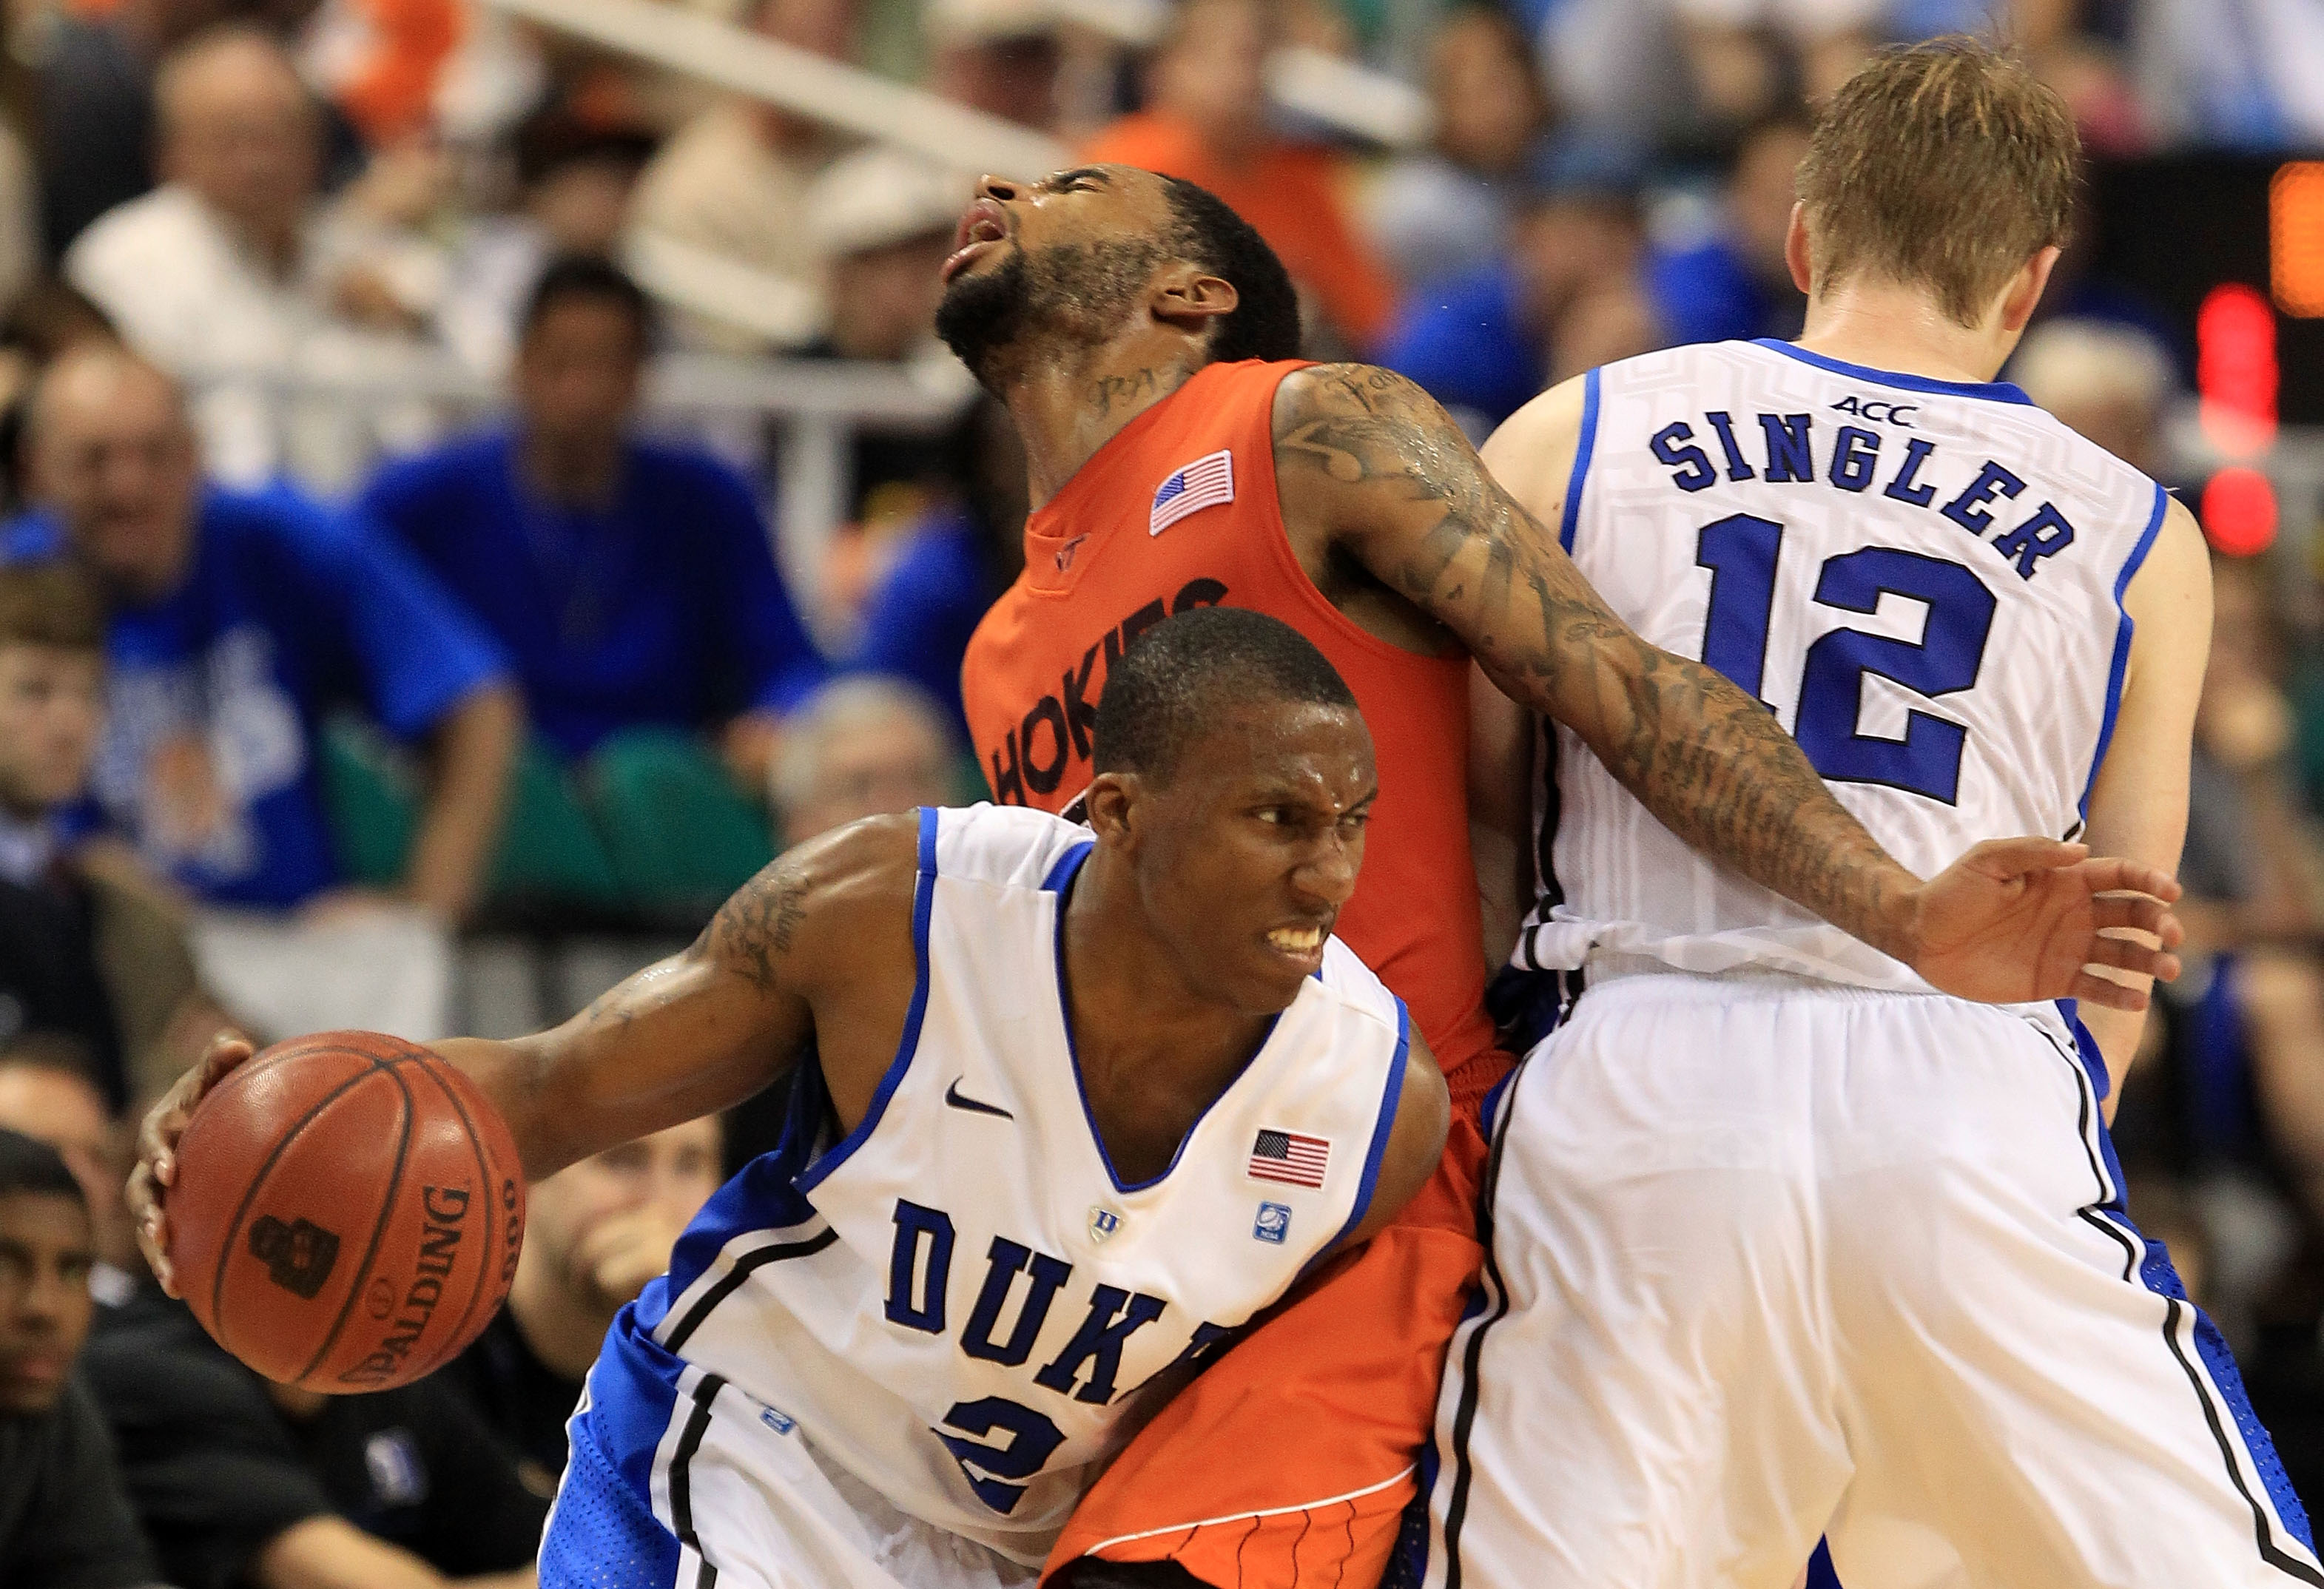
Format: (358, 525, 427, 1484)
(1159, 177, 1302, 363)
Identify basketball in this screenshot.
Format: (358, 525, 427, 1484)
(166, 1031, 527, 1393)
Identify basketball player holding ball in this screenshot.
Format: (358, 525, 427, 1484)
(131, 600, 2169, 1589)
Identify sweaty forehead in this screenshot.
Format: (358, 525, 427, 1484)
(1179, 701, 1374, 792)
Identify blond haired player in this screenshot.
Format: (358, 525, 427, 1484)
(1432, 38, 2316, 1589)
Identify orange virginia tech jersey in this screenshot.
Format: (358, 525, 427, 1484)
(961, 358, 1501, 1091)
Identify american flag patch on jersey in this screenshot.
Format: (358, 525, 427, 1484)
(1247, 1128, 1330, 1189)
(1150, 449, 1235, 536)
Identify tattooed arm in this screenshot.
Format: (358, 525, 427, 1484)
(1273, 363, 2184, 1005)
(431, 815, 919, 1180)
(129, 819, 921, 1288)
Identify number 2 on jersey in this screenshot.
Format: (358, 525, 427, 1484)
(1696, 513, 1997, 803)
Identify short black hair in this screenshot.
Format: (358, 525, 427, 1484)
(1159, 178, 1301, 363)
(521, 254, 654, 345)
(1093, 607, 1357, 783)
(0, 1127, 81, 1205)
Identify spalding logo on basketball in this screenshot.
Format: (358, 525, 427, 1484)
(167, 1031, 528, 1392)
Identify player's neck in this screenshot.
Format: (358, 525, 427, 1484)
(1796, 284, 2014, 387)
(1000, 337, 1201, 510)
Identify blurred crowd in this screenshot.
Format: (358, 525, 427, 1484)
(0, 0, 2321, 1583)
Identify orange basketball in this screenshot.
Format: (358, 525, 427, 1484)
(167, 1030, 527, 1392)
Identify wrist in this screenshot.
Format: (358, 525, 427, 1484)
(1865, 870, 1927, 968)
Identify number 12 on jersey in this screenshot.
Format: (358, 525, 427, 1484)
(1695, 513, 1997, 804)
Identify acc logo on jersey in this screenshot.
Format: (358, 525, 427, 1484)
(1830, 394, 1918, 427)
(1253, 1202, 1291, 1244)
(1088, 1205, 1124, 1244)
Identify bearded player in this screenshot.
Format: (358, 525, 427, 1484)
(937, 165, 2186, 1589)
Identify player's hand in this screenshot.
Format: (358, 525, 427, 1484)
(572, 1205, 692, 1307)
(131, 1030, 257, 1297)
(1905, 837, 2184, 1009)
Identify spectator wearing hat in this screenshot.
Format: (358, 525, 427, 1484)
(801, 147, 1001, 735)
(1083, 0, 1399, 352)
(627, 0, 860, 351)
(357, 257, 828, 911)
(1381, 132, 1657, 431)
(926, 0, 1064, 132)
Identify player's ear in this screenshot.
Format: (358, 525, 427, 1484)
(1998, 245, 2063, 334)
(1151, 270, 1238, 340)
(1083, 772, 1139, 847)
(1784, 201, 1813, 296)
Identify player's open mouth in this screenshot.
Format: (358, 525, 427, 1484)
(943, 200, 1008, 281)
(1265, 922, 1329, 966)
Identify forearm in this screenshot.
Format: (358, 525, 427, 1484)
(406, 685, 522, 922)
(2075, 1002, 2149, 1123)
(1542, 635, 1922, 962)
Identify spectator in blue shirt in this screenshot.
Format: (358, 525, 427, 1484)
(1381, 132, 1658, 433)
(3, 343, 520, 1041)
(358, 257, 828, 807)
(1643, 111, 1811, 349)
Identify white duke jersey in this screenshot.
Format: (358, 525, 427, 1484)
(1514, 338, 2171, 991)
(630, 803, 1412, 1565)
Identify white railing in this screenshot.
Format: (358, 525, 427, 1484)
(482, 0, 1435, 161)
(180, 350, 980, 632)
(487, 0, 1069, 174)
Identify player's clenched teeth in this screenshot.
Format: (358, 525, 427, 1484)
(1267, 925, 1326, 954)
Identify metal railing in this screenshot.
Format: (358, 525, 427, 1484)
(483, 0, 1435, 162)
(180, 349, 981, 630)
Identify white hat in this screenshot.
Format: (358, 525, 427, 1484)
(927, 0, 1061, 45)
(809, 147, 973, 258)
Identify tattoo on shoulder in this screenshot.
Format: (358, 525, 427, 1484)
(703, 867, 812, 992)
(1273, 364, 1626, 684)
(1273, 367, 1890, 944)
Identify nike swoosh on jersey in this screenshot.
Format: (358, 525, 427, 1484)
(943, 1079, 1014, 1119)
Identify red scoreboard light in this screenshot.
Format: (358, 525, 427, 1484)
(2197, 282, 2279, 457)
(2202, 466, 2279, 557)
(2275, 161, 2324, 317)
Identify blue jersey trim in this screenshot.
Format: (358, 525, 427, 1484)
(1043, 839, 1094, 894)
(2078, 482, 2171, 820)
(1324, 999, 1411, 1253)
(2049, 1019, 2320, 1574)
(795, 806, 940, 1194)
(539, 1310, 686, 1588)
(1558, 367, 1601, 553)
(1750, 338, 2035, 405)
(1051, 855, 1277, 1195)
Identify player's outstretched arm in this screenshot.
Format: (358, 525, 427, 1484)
(131, 814, 923, 1293)
(1272, 363, 2181, 1003)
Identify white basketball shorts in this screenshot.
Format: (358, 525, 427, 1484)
(1424, 970, 2321, 1589)
(541, 1318, 1040, 1589)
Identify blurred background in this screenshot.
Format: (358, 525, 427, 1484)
(2, 0, 2324, 1582)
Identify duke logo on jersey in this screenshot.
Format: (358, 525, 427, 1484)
(1513, 337, 2170, 995)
